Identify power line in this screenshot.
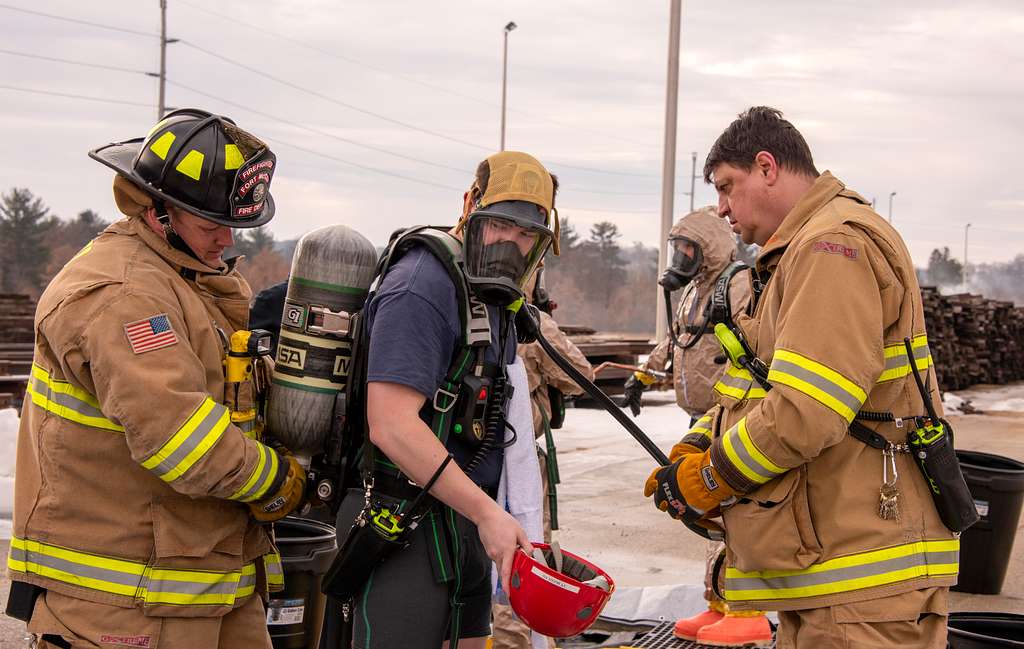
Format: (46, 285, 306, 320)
(166, 79, 470, 174)
(0, 48, 151, 75)
(0, 3, 158, 38)
(175, 0, 656, 151)
(176, 40, 491, 152)
(0, 84, 152, 107)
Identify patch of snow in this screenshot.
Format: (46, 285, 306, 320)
(0, 408, 17, 528)
(949, 382, 1024, 413)
(943, 392, 965, 415)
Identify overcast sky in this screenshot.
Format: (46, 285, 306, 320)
(2, 1, 1023, 266)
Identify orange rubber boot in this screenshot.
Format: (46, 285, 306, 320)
(695, 612, 772, 647)
(671, 607, 724, 641)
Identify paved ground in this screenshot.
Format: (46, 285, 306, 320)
(0, 386, 1021, 645)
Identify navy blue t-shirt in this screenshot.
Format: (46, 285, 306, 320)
(364, 246, 516, 491)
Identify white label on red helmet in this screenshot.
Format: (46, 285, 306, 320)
(530, 566, 580, 594)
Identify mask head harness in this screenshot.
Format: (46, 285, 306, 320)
(460, 152, 559, 306)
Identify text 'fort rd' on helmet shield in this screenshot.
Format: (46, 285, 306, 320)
(659, 235, 704, 291)
(463, 200, 553, 305)
(88, 108, 276, 228)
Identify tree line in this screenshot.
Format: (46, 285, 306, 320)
(4, 186, 1022, 333)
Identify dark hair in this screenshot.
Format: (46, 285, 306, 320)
(703, 106, 818, 183)
(471, 159, 559, 207)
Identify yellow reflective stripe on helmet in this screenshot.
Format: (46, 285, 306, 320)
(724, 539, 959, 602)
(231, 441, 280, 502)
(141, 397, 229, 482)
(877, 335, 932, 383)
(149, 131, 176, 160)
(26, 364, 124, 432)
(768, 350, 867, 422)
(9, 535, 258, 607)
(721, 417, 786, 485)
(264, 552, 284, 589)
(224, 144, 244, 170)
(175, 149, 205, 180)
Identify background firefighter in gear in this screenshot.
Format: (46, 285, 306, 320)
(628, 208, 771, 646)
(491, 265, 594, 649)
(336, 151, 556, 649)
(644, 106, 959, 648)
(7, 109, 306, 649)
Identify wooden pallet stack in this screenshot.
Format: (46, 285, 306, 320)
(921, 287, 1024, 391)
(0, 293, 34, 410)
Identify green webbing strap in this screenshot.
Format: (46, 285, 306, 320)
(445, 506, 464, 649)
(541, 409, 560, 531)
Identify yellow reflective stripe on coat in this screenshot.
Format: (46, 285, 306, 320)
(768, 350, 867, 422)
(8, 536, 258, 607)
(141, 397, 230, 482)
(264, 552, 284, 589)
(230, 441, 280, 502)
(713, 366, 768, 402)
(724, 539, 959, 602)
(26, 364, 124, 432)
(689, 413, 713, 440)
(721, 417, 787, 485)
(877, 335, 932, 383)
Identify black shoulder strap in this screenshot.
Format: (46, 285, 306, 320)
(708, 261, 749, 325)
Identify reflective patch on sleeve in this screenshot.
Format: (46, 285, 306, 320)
(768, 349, 867, 422)
(141, 397, 229, 483)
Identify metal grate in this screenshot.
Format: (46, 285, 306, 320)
(629, 622, 776, 649)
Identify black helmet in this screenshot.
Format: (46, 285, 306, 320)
(89, 108, 275, 228)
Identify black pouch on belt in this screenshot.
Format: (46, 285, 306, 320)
(5, 581, 44, 622)
(908, 418, 979, 533)
(321, 498, 407, 602)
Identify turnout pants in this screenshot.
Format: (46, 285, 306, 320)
(776, 587, 948, 649)
(28, 589, 272, 649)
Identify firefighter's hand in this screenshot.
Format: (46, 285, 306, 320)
(249, 452, 307, 523)
(477, 506, 533, 594)
(668, 441, 703, 463)
(678, 450, 737, 513)
(643, 460, 691, 520)
(623, 373, 649, 417)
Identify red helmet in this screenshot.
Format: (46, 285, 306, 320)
(508, 543, 614, 638)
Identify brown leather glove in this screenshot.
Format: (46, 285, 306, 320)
(249, 451, 306, 523)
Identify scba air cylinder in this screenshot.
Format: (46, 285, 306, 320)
(267, 224, 377, 456)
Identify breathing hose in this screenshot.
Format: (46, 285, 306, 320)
(519, 304, 720, 541)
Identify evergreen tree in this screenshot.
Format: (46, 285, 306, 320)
(233, 225, 275, 258)
(926, 247, 963, 286)
(0, 188, 56, 294)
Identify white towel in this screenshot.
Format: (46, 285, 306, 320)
(492, 356, 547, 649)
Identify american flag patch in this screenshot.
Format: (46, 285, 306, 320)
(124, 314, 178, 354)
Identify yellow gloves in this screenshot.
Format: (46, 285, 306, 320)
(249, 452, 307, 523)
(643, 449, 736, 518)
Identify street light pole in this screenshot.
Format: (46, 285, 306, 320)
(888, 191, 896, 223)
(500, 21, 517, 151)
(963, 223, 971, 292)
(655, 0, 682, 343)
(689, 151, 697, 212)
(158, 0, 168, 119)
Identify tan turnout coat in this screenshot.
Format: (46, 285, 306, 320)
(694, 173, 956, 611)
(643, 207, 751, 417)
(10, 216, 285, 618)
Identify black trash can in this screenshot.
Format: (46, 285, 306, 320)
(947, 612, 1024, 648)
(953, 450, 1024, 595)
(268, 517, 338, 649)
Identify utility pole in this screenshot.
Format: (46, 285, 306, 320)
(888, 191, 896, 224)
(688, 151, 697, 212)
(158, 0, 168, 120)
(655, 0, 682, 343)
(963, 223, 971, 292)
(500, 21, 517, 151)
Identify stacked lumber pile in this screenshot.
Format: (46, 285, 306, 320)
(921, 287, 1024, 391)
(0, 293, 33, 410)
(565, 326, 655, 397)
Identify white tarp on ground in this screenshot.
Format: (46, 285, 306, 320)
(0, 407, 18, 538)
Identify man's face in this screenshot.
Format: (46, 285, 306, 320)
(712, 162, 772, 245)
(169, 207, 234, 266)
(481, 216, 541, 257)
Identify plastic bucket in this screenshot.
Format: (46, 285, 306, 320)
(953, 451, 1024, 595)
(947, 612, 1024, 648)
(267, 517, 338, 649)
